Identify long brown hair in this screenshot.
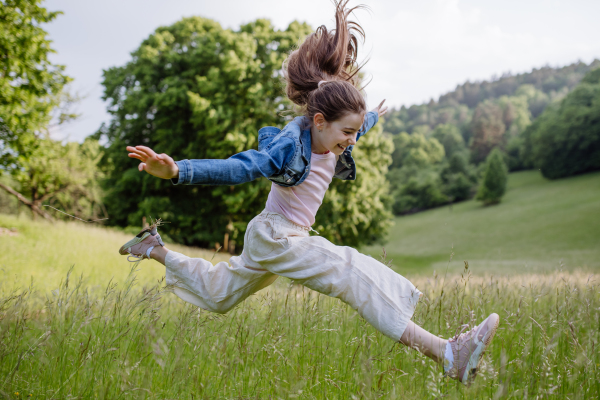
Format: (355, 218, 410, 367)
(284, 0, 368, 123)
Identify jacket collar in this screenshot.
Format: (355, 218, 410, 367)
(293, 116, 312, 163)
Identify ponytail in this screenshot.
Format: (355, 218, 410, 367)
(284, 0, 368, 123)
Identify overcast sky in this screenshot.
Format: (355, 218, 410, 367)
(44, 0, 600, 142)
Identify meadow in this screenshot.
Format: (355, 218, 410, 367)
(364, 170, 600, 275)
(1, 170, 599, 399)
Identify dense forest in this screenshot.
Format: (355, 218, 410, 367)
(384, 60, 600, 214)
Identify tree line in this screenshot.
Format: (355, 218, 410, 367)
(384, 60, 600, 214)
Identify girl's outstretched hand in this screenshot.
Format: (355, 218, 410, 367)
(372, 99, 388, 117)
(126, 145, 179, 179)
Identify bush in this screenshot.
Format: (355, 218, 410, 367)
(476, 148, 508, 205)
(388, 167, 447, 215)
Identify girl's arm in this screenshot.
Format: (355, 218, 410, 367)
(126, 138, 296, 186)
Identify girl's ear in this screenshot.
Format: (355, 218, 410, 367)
(313, 113, 326, 130)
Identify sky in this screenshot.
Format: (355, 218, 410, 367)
(44, 0, 600, 142)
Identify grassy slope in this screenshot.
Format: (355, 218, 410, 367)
(0, 214, 230, 291)
(363, 170, 600, 275)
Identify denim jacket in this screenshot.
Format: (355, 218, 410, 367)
(172, 111, 379, 187)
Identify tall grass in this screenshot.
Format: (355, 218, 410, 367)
(0, 213, 230, 291)
(1, 263, 598, 399)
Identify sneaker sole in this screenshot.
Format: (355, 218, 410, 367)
(463, 313, 500, 384)
(119, 232, 151, 255)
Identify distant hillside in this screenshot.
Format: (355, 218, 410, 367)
(383, 59, 600, 216)
(364, 170, 600, 274)
(383, 60, 600, 137)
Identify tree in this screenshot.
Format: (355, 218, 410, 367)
(440, 152, 476, 202)
(98, 16, 393, 249)
(476, 148, 508, 205)
(98, 17, 312, 248)
(431, 123, 466, 158)
(497, 94, 532, 137)
(524, 67, 600, 179)
(0, 138, 105, 220)
(390, 132, 444, 169)
(0, 0, 70, 167)
(469, 101, 506, 164)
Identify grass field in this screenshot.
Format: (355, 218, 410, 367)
(0, 214, 230, 291)
(1, 171, 599, 398)
(363, 170, 600, 275)
(1, 264, 598, 399)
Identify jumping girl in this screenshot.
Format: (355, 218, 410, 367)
(120, 1, 498, 385)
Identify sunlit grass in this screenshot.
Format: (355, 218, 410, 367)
(1, 265, 598, 398)
(0, 213, 230, 291)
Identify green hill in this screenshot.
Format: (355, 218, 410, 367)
(363, 170, 600, 275)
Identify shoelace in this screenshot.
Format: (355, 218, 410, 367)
(444, 324, 473, 380)
(127, 254, 145, 262)
(451, 324, 471, 342)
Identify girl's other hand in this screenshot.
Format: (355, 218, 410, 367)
(372, 99, 388, 117)
(126, 145, 179, 179)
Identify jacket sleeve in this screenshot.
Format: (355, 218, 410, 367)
(356, 111, 380, 142)
(171, 137, 296, 186)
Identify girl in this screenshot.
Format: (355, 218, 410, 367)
(120, 0, 498, 385)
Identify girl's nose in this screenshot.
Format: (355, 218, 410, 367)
(348, 135, 357, 146)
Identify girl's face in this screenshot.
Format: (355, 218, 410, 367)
(311, 112, 364, 155)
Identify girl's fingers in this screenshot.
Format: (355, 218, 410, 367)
(128, 153, 144, 161)
(138, 162, 146, 172)
(135, 145, 157, 158)
(127, 147, 149, 158)
(378, 99, 386, 109)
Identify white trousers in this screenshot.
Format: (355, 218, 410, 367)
(165, 211, 421, 341)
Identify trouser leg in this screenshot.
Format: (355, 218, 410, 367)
(164, 250, 278, 314)
(245, 214, 422, 341)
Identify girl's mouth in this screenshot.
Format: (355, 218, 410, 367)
(337, 144, 346, 150)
